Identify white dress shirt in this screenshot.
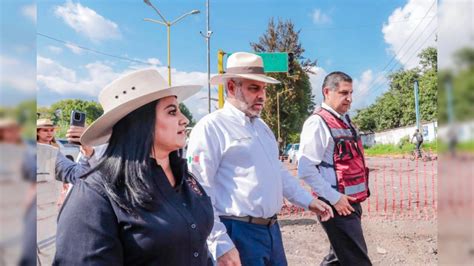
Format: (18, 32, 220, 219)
(186, 102, 314, 260)
(297, 103, 353, 205)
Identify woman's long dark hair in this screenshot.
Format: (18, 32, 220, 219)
(85, 100, 164, 214)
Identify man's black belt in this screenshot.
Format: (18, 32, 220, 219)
(220, 214, 278, 226)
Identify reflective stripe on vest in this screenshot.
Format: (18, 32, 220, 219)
(330, 128, 353, 138)
(345, 183, 367, 195)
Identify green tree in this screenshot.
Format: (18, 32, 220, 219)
(179, 103, 195, 127)
(250, 18, 316, 146)
(0, 100, 36, 139)
(38, 99, 103, 137)
(354, 47, 437, 131)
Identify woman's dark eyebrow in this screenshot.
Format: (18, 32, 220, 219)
(164, 104, 178, 110)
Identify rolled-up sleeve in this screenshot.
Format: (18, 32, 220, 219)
(297, 116, 341, 205)
(186, 120, 234, 260)
(55, 152, 90, 184)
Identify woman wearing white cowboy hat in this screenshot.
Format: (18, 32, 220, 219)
(37, 118, 59, 147)
(54, 69, 214, 265)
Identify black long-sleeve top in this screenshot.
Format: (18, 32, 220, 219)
(53, 153, 214, 265)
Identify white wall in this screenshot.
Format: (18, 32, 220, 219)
(361, 121, 438, 147)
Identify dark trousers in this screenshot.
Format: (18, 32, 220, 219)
(416, 141, 423, 157)
(221, 218, 287, 266)
(319, 199, 371, 266)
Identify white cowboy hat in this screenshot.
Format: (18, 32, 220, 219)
(81, 69, 201, 146)
(210, 52, 280, 85)
(37, 118, 58, 129)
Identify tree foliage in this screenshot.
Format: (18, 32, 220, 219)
(37, 99, 103, 137)
(179, 103, 195, 127)
(353, 47, 438, 131)
(250, 18, 316, 146)
(438, 47, 474, 123)
(0, 99, 36, 139)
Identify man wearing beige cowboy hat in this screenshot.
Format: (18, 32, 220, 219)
(54, 69, 215, 265)
(186, 52, 333, 266)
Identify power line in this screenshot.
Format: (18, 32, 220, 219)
(37, 32, 156, 66)
(360, 0, 437, 97)
(369, 26, 438, 96)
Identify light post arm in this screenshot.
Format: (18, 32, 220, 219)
(143, 18, 167, 26)
(171, 10, 200, 26)
(143, 0, 168, 23)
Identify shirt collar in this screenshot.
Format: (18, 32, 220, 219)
(321, 102, 345, 119)
(223, 101, 254, 125)
(148, 157, 185, 190)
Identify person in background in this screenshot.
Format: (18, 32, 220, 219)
(411, 128, 424, 158)
(36, 118, 59, 147)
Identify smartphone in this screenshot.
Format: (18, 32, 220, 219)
(69, 110, 86, 144)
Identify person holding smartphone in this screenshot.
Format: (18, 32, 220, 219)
(36, 118, 59, 147)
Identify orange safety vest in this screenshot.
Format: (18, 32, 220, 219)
(315, 107, 370, 203)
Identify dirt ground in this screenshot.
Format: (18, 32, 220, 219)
(280, 215, 437, 265)
(280, 157, 439, 265)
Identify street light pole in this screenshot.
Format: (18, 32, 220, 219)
(277, 91, 281, 143)
(167, 24, 171, 85)
(143, 0, 200, 86)
(200, 0, 213, 113)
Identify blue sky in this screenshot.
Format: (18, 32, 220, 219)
(1, 0, 442, 120)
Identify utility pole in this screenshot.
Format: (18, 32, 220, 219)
(217, 49, 225, 108)
(414, 80, 421, 130)
(200, 0, 212, 113)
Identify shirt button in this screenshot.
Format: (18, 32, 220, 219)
(191, 223, 197, 229)
(182, 203, 187, 207)
(193, 252, 199, 258)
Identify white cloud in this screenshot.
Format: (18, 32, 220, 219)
(36, 56, 214, 120)
(382, 0, 437, 69)
(54, 1, 121, 42)
(307, 67, 388, 112)
(352, 70, 388, 111)
(438, 0, 474, 69)
(147, 58, 162, 66)
(0, 55, 36, 93)
(308, 66, 328, 105)
(312, 9, 332, 25)
(48, 45, 63, 54)
(65, 43, 83, 54)
(21, 4, 36, 23)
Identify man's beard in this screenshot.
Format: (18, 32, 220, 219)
(235, 87, 263, 118)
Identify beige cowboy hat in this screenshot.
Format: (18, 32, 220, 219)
(0, 117, 19, 128)
(37, 118, 58, 129)
(81, 69, 201, 146)
(210, 52, 280, 85)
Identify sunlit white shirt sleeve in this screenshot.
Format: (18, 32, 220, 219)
(297, 115, 342, 205)
(280, 162, 314, 209)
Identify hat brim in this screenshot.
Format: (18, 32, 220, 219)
(37, 125, 59, 129)
(81, 85, 201, 147)
(210, 73, 280, 85)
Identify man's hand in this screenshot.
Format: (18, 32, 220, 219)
(333, 194, 357, 216)
(66, 126, 94, 157)
(308, 198, 334, 221)
(217, 247, 241, 266)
